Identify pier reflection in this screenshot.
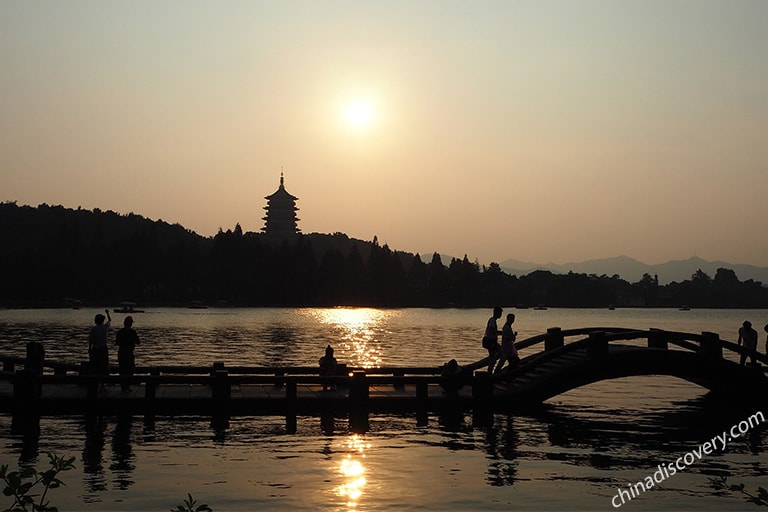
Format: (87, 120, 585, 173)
(81, 414, 138, 496)
(481, 414, 519, 486)
(10, 413, 40, 463)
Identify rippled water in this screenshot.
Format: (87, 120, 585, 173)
(0, 307, 766, 511)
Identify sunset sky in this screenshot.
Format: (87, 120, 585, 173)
(2, 1, 767, 267)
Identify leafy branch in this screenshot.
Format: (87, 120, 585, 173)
(0, 453, 76, 511)
(171, 493, 213, 512)
(709, 475, 768, 507)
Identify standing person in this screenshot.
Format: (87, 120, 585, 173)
(115, 316, 141, 392)
(496, 313, 520, 373)
(737, 320, 758, 366)
(482, 306, 503, 373)
(88, 309, 111, 382)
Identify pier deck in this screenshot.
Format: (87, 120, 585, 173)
(4, 326, 767, 417)
(0, 367, 480, 416)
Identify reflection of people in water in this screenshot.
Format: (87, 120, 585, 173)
(82, 414, 108, 493)
(111, 415, 135, 490)
(738, 320, 758, 366)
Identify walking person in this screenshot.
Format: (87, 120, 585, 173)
(496, 313, 520, 373)
(88, 309, 111, 383)
(115, 315, 141, 392)
(764, 324, 768, 358)
(482, 306, 503, 373)
(737, 320, 758, 366)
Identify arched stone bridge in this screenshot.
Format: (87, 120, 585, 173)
(471, 327, 768, 404)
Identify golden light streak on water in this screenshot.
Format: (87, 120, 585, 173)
(336, 434, 371, 508)
(308, 308, 399, 368)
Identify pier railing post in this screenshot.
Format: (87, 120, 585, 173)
(286, 379, 297, 402)
(700, 332, 723, 359)
(86, 376, 98, 400)
(546, 327, 564, 351)
(13, 370, 39, 402)
(274, 369, 285, 389)
(393, 370, 405, 390)
(416, 380, 428, 402)
(24, 341, 44, 398)
(472, 371, 493, 402)
(648, 328, 667, 349)
(212, 369, 231, 403)
(145, 369, 159, 400)
(587, 331, 608, 355)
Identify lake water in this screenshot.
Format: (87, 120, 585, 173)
(0, 307, 766, 511)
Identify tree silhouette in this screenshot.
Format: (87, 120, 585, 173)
(1, 202, 766, 309)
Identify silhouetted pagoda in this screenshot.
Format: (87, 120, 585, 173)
(262, 173, 300, 235)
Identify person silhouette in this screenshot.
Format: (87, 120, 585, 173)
(482, 306, 503, 373)
(88, 309, 111, 382)
(737, 320, 758, 366)
(496, 313, 520, 373)
(319, 345, 338, 391)
(764, 323, 768, 357)
(115, 316, 141, 392)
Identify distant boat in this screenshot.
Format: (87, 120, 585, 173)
(114, 301, 144, 313)
(64, 298, 82, 310)
(679, 305, 691, 311)
(608, 305, 616, 310)
(187, 301, 208, 309)
(534, 305, 548, 310)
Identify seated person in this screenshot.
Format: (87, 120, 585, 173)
(439, 359, 471, 395)
(319, 345, 338, 391)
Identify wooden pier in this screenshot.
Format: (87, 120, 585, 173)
(2, 327, 767, 419)
(0, 361, 484, 416)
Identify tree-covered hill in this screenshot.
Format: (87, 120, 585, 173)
(1, 202, 766, 309)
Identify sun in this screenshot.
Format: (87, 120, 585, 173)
(344, 98, 375, 130)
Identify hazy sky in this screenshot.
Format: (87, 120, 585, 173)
(2, 1, 767, 267)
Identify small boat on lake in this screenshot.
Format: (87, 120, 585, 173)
(113, 301, 145, 314)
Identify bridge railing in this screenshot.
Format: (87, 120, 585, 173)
(501, 327, 768, 374)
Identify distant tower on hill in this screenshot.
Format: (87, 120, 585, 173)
(262, 172, 300, 235)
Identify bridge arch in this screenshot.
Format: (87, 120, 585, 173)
(483, 328, 768, 405)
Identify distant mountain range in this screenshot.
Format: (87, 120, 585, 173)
(497, 255, 768, 285)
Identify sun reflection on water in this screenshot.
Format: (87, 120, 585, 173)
(336, 434, 371, 508)
(310, 308, 398, 368)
